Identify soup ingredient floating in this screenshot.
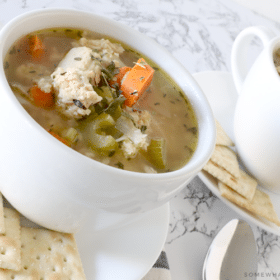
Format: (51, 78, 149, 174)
(28, 35, 46, 61)
(118, 58, 155, 107)
(5, 28, 198, 173)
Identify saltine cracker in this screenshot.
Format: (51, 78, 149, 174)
(203, 160, 257, 201)
(0, 227, 86, 279)
(210, 145, 240, 178)
(215, 119, 234, 146)
(219, 182, 280, 227)
(0, 207, 21, 271)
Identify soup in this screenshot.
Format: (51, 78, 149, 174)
(4, 28, 198, 173)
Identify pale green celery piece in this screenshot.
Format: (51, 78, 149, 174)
(91, 112, 115, 132)
(143, 138, 166, 169)
(95, 86, 114, 103)
(63, 127, 79, 144)
(105, 126, 123, 139)
(86, 112, 119, 156)
(105, 96, 125, 120)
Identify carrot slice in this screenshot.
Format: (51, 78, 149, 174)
(120, 58, 155, 107)
(109, 66, 131, 88)
(29, 85, 54, 108)
(49, 131, 70, 147)
(28, 35, 45, 61)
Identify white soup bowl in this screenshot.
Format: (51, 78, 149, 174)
(0, 8, 216, 233)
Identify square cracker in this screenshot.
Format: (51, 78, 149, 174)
(0, 227, 86, 279)
(203, 160, 257, 201)
(0, 207, 21, 271)
(219, 182, 280, 227)
(0, 193, 5, 234)
(215, 119, 234, 146)
(210, 145, 240, 178)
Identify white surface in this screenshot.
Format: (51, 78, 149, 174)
(194, 71, 280, 235)
(230, 0, 280, 24)
(75, 203, 170, 280)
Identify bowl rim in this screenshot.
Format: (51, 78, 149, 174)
(0, 7, 216, 180)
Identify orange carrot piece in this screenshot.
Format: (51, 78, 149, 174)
(28, 35, 45, 61)
(29, 85, 54, 108)
(109, 66, 131, 87)
(49, 131, 70, 147)
(120, 58, 155, 107)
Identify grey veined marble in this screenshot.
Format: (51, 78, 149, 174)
(1, 0, 280, 279)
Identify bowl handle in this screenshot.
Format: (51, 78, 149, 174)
(231, 26, 275, 94)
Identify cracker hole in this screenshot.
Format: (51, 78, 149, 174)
(3, 215, 6, 218)
(0, 247, 6, 255)
(33, 236, 37, 240)
(21, 245, 25, 249)
(40, 278, 44, 280)
(24, 265, 28, 270)
(11, 276, 15, 279)
(52, 267, 56, 272)
(59, 238, 63, 243)
(36, 255, 40, 260)
(48, 247, 52, 251)
(2, 233, 6, 236)
(63, 257, 67, 262)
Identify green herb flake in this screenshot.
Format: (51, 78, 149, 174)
(140, 125, 147, 133)
(77, 31, 82, 38)
(109, 151, 116, 157)
(91, 54, 102, 62)
(115, 162, 124, 169)
(4, 61, 9, 70)
(106, 61, 116, 73)
(184, 145, 194, 153)
(179, 91, 184, 98)
(9, 47, 16, 55)
(187, 127, 197, 135)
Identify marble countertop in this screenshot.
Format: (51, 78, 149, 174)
(1, 0, 280, 279)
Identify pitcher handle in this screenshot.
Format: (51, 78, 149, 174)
(231, 26, 275, 94)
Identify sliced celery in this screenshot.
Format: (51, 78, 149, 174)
(63, 127, 79, 144)
(95, 86, 114, 104)
(89, 134, 118, 156)
(105, 96, 125, 120)
(85, 112, 119, 156)
(144, 138, 166, 169)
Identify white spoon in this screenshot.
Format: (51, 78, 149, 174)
(202, 219, 258, 280)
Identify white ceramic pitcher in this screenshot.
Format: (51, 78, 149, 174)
(232, 26, 280, 193)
